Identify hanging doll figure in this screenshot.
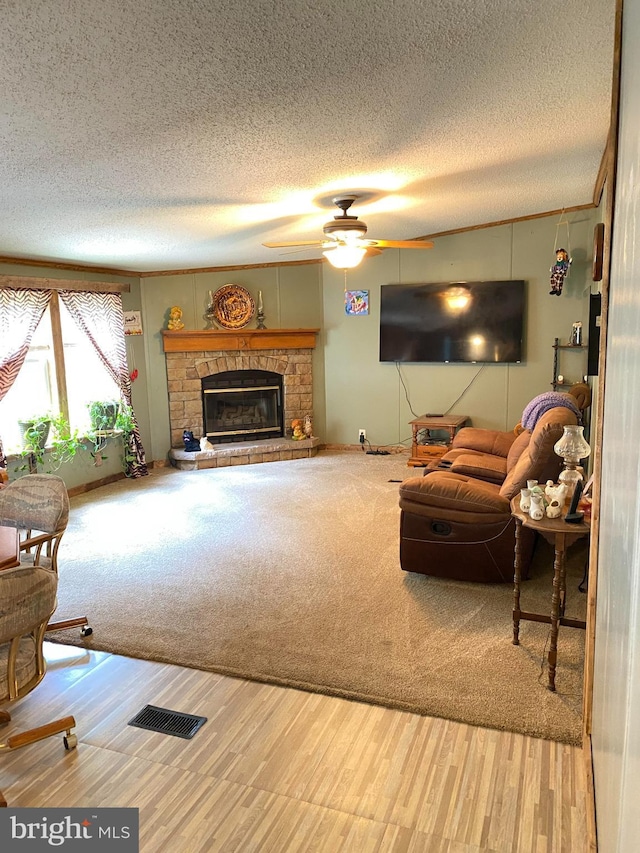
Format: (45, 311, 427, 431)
(549, 248, 571, 296)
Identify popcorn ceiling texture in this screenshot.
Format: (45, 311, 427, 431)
(0, 0, 616, 271)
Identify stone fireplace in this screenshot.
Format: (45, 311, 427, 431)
(162, 328, 320, 468)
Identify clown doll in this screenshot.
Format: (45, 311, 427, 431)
(549, 248, 571, 296)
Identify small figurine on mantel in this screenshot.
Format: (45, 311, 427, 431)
(167, 305, 185, 330)
(549, 248, 571, 296)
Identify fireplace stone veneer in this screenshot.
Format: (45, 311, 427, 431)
(162, 329, 320, 468)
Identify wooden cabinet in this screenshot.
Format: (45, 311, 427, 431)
(408, 414, 470, 467)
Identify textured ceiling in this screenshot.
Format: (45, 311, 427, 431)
(0, 0, 616, 272)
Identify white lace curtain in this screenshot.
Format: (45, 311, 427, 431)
(0, 288, 52, 467)
(59, 290, 148, 479)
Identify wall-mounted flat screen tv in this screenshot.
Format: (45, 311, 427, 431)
(379, 280, 526, 363)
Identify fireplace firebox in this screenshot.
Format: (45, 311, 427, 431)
(202, 369, 284, 443)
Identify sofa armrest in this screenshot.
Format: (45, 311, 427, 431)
(450, 427, 516, 457)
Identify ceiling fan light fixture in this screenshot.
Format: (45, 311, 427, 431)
(327, 227, 366, 244)
(323, 245, 367, 269)
(323, 219, 368, 241)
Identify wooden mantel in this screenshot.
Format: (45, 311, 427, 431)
(162, 328, 319, 353)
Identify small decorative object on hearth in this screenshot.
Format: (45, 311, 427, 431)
(291, 419, 304, 440)
(182, 430, 201, 452)
(549, 247, 572, 296)
(303, 414, 313, 438)
(554, 424, 591, 487)
(570, 321, 583, 346)
(200, 436, 214, 451)
(167, 306, 185, 330)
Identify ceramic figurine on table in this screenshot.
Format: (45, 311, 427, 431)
(549, 248, 571, 296)
(546, 499, 563, 519)
(545, 481, 568, 505)
(520, 488, 532, 512)
(529, 494, 545, 520)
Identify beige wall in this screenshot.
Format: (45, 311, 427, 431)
(322, 211, 598, 447)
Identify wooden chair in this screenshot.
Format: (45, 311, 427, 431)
(0, 474, 92, 637)
(0, 560, 77, 807)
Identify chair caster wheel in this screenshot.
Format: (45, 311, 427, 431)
(81, 626, 93, 637)
(63, 734, 78, 750)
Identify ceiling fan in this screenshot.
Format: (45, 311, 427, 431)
(262, 194, 434, 268)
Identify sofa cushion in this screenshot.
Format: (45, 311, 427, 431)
(500, 407, 578, 500)
(450, 427, 516, 457)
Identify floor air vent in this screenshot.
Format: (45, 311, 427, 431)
(128, 705, 207, 739)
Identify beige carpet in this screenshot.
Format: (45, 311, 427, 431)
(52, 450, 586, 744)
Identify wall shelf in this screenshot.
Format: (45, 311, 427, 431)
(552, 338, 588, 391)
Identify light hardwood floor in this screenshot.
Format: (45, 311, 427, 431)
(1, 643, 590, 852)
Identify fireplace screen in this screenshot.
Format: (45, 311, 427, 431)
(202, 370, 283, 443)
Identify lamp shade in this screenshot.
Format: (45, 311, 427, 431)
(554, 425, 591, 461)
(323, 245, 367, 269)
(554, 424, 591, 487)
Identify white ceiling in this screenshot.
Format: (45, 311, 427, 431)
(0, 1, 616, 273)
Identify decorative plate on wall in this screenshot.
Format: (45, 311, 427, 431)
(210, 284, 255, 329)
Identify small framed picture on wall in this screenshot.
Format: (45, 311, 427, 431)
(345, 290, 369, 316)
(124, 310, 143, 335)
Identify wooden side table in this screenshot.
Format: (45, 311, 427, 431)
(408, 414, 470, 467)
(511, 495, 589, 691)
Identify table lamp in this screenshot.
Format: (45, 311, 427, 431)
(554, 425, 591, 487)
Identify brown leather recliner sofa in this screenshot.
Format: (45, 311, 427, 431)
(420, 382, 591, 487)
(398, 405, 580, 583)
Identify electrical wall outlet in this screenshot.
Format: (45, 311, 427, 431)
(359, 429, 366, 443)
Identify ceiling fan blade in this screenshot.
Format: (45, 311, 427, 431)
(365, 239, 434, 249)
(277, 247, 324, 256)
(365, 247, 383, 257)
(262, 240, 324, 248)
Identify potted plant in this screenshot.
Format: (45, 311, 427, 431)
(17, 414, 52, 454)
(87, 400, 120, 432)
(14, 412, 83, 474)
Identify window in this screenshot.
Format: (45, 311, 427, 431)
(0, 292, 120, 453)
